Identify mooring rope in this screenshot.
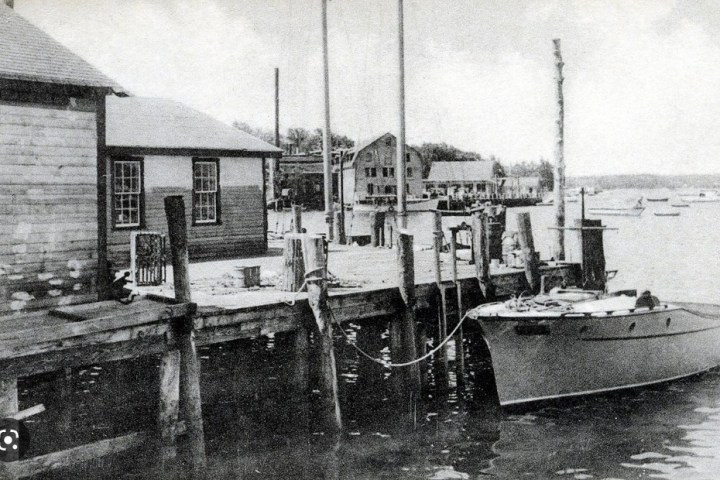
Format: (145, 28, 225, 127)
(282, 267, 326, 306)
(328, 305, 472, 369)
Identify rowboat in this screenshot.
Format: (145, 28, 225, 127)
(646, 197, 669, 202)
(467, 289, 720, 406)
(587, 197, 644, 217)
(654, 212, 680, 217)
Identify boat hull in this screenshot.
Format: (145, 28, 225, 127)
(475, 305, 720, 406)
(587, 207, 644, 217)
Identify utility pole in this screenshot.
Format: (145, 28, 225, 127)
(321, 0, 335, 241)
(552, 39, 566, 261)
(396, 0, 407, 229)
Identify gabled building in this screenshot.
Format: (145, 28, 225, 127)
(341, 132, 423, 204)
(0, 2, 122, 314)
(423, 160, 497, 197)
(104, 97, 282, 264)
(276, 154, 325, 209)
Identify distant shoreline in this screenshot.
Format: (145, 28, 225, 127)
(567, 174, 720, 190)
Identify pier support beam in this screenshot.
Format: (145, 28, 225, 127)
(517, 212, 541, 294)
(391, 230, 421, 395)
(302, 235, 342, 432)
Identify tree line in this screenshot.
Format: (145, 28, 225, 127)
(234, 121, 553, 190)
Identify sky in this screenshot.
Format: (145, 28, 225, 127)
(15, 0, 720, 176)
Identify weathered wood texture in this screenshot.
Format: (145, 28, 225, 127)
(553, 39, 566, 261)
(517, 212, 541, 294)
(472, 212, 495, 302)
(106, 157, 266, 267)
(576, 218, 606, 291)
(281, 234, 305, 292)
(301, 235, 342, 431)
(392, 231, 420, 394)
(0, 103, 98, 315)
(164, 196, 192, 303)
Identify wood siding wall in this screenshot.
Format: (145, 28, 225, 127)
(106, 156, 266, 267)
(351, 134, 424, 202)
(0, 102, 98, 315)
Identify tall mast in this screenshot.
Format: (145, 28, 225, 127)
(396, 0, 407, 229)
(552, 38, 566, 261)
(321, 0, 334, 240)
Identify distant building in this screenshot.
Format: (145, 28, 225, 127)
(341, 133, 423, 204)
(497, 176, 543, 199)
(277, 154, 325, 209)
(105, 96, 282, 264)
(423, 161, 497, 197)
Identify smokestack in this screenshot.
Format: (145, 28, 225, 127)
(4, 1, 13, 9)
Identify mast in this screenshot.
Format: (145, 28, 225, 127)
(321, 0, 334, 240)
(396, 0, 407, 229)
(552, 38, 566, 261)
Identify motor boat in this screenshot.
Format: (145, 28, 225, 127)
(467, 288, 720, 407)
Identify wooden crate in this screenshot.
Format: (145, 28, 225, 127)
(236, 266, 261, 288)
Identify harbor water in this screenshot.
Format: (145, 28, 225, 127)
(19, 189, 720, 479)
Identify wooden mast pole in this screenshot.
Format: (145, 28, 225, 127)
(321, 0, 335, 241)
(396, 0, 408, 229)
(552, 39, 566, 260)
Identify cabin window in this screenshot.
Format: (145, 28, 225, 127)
(112, 158, 143, 229)
(192, 158, 220, 225)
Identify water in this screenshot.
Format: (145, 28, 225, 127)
(20, 189, 720, 479)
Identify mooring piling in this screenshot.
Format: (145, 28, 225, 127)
(282, 233, 305, 292)
(164, 195, 206, 471)
(301, 234, 342, 432)
(449, 231, 465, 387)
(517, 212, 541, 294)
(472, 211, 495, 302)
(291, 204, 303, 234)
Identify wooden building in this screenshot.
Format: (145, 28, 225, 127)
(0, 3, 122, 315)
(104, 96, 282, 264)
(423, 160, 497, 197)
(341, 133, 423, 204)
(276, 154, 325, 209)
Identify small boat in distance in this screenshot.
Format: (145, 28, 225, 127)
(588, 197, 645, 217)
(654, 211, 680, 217)
(646, 197, 669, 202)
(468, 289, 720, 406)
(679, 190, 720, 203)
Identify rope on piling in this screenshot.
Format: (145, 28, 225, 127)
(283, 267, 326, 306)
(328, 305, 472, 369)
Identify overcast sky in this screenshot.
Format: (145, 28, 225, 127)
(16, 0, 720, 176)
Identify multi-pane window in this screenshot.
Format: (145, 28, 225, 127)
(193, 159, 219, 224)
(113, 159, 142, 228)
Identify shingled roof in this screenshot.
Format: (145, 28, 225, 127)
(0, 4, 121, 89)
(426, 161, 495, 183)
(106, 96, 283, 156)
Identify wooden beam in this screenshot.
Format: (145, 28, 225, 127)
(0, 432, 147, 479)
(158, 349, 180, 466)
(0, 374, 18, 416)
(165, 196, 192, 303)
(96, 93, 110, 300)
(10, 404, 45, 421)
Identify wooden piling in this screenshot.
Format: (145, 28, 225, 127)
(488, 221, 504, 261)
(158, 348, 180, 466)
(517, 212, 541, 294)
(433, 211, 443, 285)
(292, 204, 303, 233)
(576, 218, 607, 291)
(334, 210, 344, 245)
(472, 211, 495, 302)
(301, 235, 342, 431)
(449, 233, 465, 387)
(164, 196, 206, 471)
(369, 210, 378, 247)
(0, 374, 18, 416)
(391, 230, 421, 394)
(553, 38, 566, 261)
(282, 233, 305, 292)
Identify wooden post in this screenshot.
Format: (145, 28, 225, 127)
(576, 218, 606, 291)
(96, 93, 111, 300)
(488, 221, 503, 261)
(472, 211, 495, 302)
(301, 235, 342, 431)
(336, 153, 346, 244)
(158, 348, 180, 466)
(433, 211, 443, 285)
(0, 375, 18, 417)
(396, 0, 408, 229)
(391, 230, 420, 394)
(517, 212, 541, 294)
(164, 196, 192, 303)
(321, 0, 335, 241)
(449, 232, 465, 387)
(164, 196, 206, 470)
(282, 233, 305, 292)
(292, 204, 303, 233)
(376, 211, 386, 247)
(553, 39, 566, 261)
(370, 210, 378, 247)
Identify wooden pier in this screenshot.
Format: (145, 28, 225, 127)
(0, 201, 581, 478)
